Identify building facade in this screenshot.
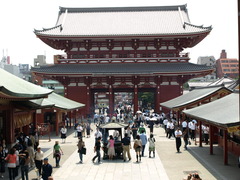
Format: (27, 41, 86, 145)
(32, 5, 213, 117)
(216, 50, 239, 79)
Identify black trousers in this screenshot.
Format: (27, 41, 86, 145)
(35, 160, 43, 175)
(176, 137, 182, 152)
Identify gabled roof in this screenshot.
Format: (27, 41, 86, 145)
(0, 68, 52, 99)
(183, 92, 240, 128)
(30, 92, 85, 110)
(207, 76, 236, 87)
(160, 86, 232, 110)
(31, 62, 213, 75)
(34, 5, 211, 38)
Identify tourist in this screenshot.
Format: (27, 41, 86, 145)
(107, 135, 115, 160)
(76, 124, 83, 138)
(42, 158, 52, 180)
(92, 137, 102, 164)
(175, 127, 182, 153)
(35, 146, 44, 177)
(188, 120, 197, 140)
(5, 148, 17, 180)
(26, 140, 35, 168)
(182, 119, 188, 132)
(139, 130, 147, 157)
(53, 141, 63, 167)
(163, 118, 168, 134)
(125, 126, 132, 140)
(183, 129, 189, 150)
(168, 120, 175, 139)
(202, 125, 209, 145)
(19, 150, 30, 180)
(60, 125, 67, 143)
(148, 134, 155, 158)
(82, 123, 86, 138)
(138, 123, 146, 134)
(77, 137, 85, 163)
(131, 122, 138, 140)
(148, 118, 154, 134)
(0, 146, 6, 178)
(94, 128, 102, 143)
(93, 113, 99, 124)
(86, 123, 92, 138)
(133, 135, 142, 163)
(121, 133, 131, 162)
(113, 130, 119, 141)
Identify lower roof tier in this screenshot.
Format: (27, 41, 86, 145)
(31, 62, 213, 76)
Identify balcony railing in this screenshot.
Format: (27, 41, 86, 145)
(57, 53, 190, 64)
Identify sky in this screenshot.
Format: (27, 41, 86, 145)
(0, 0, 238, 66)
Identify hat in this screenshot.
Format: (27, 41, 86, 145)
(43, 158, 48, 161)
(37, 146, 41, 149)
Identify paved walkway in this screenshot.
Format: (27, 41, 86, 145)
(23, 123, 239, 180)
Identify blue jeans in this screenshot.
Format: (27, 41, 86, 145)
(21, 165, 29, 180)
(93, 150, 101, 163)
(79, 152, 83, 162)
(55, 155, 61, 167)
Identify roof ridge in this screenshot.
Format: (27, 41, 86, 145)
(59, 5, 187, 13)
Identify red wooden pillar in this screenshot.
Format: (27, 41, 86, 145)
(86, 85, 90, 117)
(69, 111, 72, 128)
(109, 85, 113, 117)
(209, 125, 214, 155)
(199, 121, 202, 147)
(6, 109, 14, 144)
(55, 110, 59, 136)
(134, 85, 138, 113)
(155, 85, 161, 113)
(223, 129, 228, 165)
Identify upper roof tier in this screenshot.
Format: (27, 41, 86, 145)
(34, 5, 212, 38)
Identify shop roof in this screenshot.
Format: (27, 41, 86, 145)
(34, 5, 211, 37)
(0, 68, 52, 99)
(183, 92, 239, 128)
(30, 92, 85, 110)
(160, 86, 232, 110)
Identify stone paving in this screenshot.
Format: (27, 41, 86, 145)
(22, 123, 239, 180)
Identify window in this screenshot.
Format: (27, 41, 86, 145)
(223, 69, 230, 72)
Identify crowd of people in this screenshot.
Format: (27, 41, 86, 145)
(0, 109, 211, 180)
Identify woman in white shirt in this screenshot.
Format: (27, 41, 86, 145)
(60, 126, 67, 143)
(35, 146, 44, 177)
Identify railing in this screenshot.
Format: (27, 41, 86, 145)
(57, 56, 190, 64)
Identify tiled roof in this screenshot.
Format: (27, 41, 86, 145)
(30, 92, 85, 110)
(0, 68, 52, 99)
(34, 5, 211, 37)
(160, 86, 232, 110)
(31, 62, 213, 75)
(183, 92, 239, 127)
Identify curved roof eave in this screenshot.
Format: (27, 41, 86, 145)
(34, 30, 211, 39)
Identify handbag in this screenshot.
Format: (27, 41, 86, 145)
(80, 147, 86, 155)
